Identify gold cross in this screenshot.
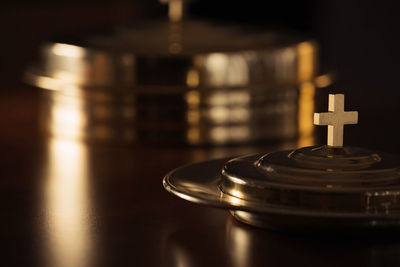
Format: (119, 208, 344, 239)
(159, 0, 186, 22)
(314, 94, 358, 147)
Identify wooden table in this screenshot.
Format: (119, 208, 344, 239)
(2, 88, 400, 267)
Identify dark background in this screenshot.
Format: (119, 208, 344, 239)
(1, 0, 400, 151)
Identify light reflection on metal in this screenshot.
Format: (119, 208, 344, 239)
(206, 106, 250, 124)
(39, 87, 138, 142)
(210, 126, 251, 145)
(220, 191, 244, 206)
(185, 90, 200, 107)
(33, 75, 63, 91)
(229, 196, 243, 207)
(230, 189, 243, 199)
(169, 0, 184, 22)
(186, 126, 201, 144)
(171, 245, 192, 267)
(160, 0, 186, 22)
(203, 53, 249, 87)
(29, 26, 318, 90)
(46, 44, 88, 85)
(160, 0, 185, 54)
(168, 32, 183, 54)
(44, 138, 92, 267)
(184, 88, 303, 145)
(276, 47, 296, 82)
(226, 217, 251, 267)
(51, 43, 86, 59)
(297, 41, 317, 82)
(186, 69, 200, 88)
(50, 91, 86, 139)
(314, 74, 332, 88)
(205, 91, 251, 107)
(297, 81, 315, 147)
(27, 20, 319, 145)
(208, 107, 229, 124)
(53, 71, 83, 86)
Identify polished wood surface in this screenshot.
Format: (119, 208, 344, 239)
(2, 89, 400, 267)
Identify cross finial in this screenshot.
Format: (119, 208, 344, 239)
(160, 0, 187, 22)
(314, 94, 358, 147)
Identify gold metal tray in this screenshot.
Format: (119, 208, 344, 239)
(163, 145, 400, 230)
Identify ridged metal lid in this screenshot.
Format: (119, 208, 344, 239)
(25, 20, 318, 91)
(163, 144, 400, 229)
(221, 146, 400, 213)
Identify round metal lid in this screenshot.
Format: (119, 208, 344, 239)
(163, 94, 400, 230)
(25, 20, 317, 91)
(222, 146, 400, 212)
(163, 145, 400, 229)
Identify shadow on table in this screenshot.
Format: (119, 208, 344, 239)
(163, 215, 400, 267)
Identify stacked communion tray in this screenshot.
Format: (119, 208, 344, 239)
(163, 94, 400, 230)
(25, 16, 318, 145)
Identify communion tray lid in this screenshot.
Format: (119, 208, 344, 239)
(163, 145, 400, 230)
(25, 20, 317, 91)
